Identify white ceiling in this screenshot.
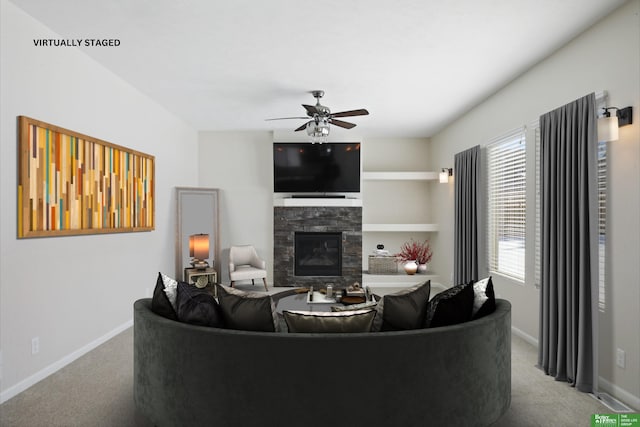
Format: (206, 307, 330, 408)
(10, 0, 626, 137)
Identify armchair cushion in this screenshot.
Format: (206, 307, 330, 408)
(229, 245, 267, 282)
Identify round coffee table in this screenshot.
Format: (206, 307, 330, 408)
(272, 288, 376, 313)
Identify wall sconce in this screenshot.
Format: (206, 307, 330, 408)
(439, 168, 453, 183)
(189, 234, 210, 268)
(598, 106, 633, 142)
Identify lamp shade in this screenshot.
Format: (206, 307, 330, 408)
(439, 171, 449, 183)
(189, 234, 209, 261)
(598, 115, 619, 142)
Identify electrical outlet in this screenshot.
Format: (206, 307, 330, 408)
(31, 337, 39, 355)
(616, 348, 625, 369)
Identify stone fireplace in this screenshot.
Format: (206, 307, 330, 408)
(274, 206, 362, 288)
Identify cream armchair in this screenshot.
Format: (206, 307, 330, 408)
(228, 245, 268, 291)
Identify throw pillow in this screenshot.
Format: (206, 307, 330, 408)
(371, 280, 431, 332)
(472, 276, 496, 320)
(283, 309, 376, 333)
(151, 272, 178, 321)
(176, 281, 224, 328)
(424, 281, 474, 328)
(216, 285, 278, 332)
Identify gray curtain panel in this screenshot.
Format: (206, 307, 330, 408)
(537, 93, 599, 393)
(454, 145, 480, 285)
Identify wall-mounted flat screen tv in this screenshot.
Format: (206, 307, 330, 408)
(273, 142, 361, 193)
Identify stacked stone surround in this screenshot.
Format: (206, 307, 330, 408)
(273, 206, 362, 288)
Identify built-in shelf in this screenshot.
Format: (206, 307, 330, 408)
(273, 198, 363, 207)
(363, 271, 442, 289)
(362, 171, 439, 181)
(362, 223, 439, 232)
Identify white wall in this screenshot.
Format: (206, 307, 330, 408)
(0, 0, 198, 402)
(198, 131, 274, 283)
(429, 0, 640, 407)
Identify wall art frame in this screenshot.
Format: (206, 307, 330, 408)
(17, 116, 155, 238)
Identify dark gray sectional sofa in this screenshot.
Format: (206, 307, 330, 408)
(134, 298, 511, 427)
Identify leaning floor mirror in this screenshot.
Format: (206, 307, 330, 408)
(175, 187, 220, 284)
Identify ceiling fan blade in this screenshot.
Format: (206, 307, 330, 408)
(331, 109, 369, 118)
(294, 121, 312, 132)
(302, 104, 319, 115)
(330, 119, 357, 129)
(265, 117, 309, 121)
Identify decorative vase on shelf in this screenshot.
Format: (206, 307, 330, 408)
(417, 263, 428, 274)
(403, 260, 418, 275)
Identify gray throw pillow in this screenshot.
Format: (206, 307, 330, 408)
(283, 309, 376, 333)
(216, 284, 278, 332)
(371, 280, 431, 332)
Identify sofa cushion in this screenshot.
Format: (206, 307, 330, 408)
(283, 309, 376, 333)
(216, 285, 278, 332)
(425, 282, 474, 328)
(372, 280, 431, 331)
(176, 281, 224, 328)
(472, 276, 496, 320)
(151, 272, 178, 321)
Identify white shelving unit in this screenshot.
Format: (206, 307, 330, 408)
(362, 171, 439, 181)
(362, 168, 440, 287)
(362, 223, 439, 232)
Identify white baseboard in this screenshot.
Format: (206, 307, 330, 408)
(511, 326, 539, 347)
(0, 319, 133, 404)
(598, 376, 640, 411)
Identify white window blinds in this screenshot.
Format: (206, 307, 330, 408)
(487, 128, 526, 281)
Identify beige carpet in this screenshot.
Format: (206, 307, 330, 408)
(0, 317, 612, 427)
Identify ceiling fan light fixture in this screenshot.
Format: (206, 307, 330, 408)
(306, 121, 330, 144)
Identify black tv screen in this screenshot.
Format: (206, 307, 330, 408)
(273, 143, 361, 193)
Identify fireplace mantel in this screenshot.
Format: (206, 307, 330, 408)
(273, 198, 362, 208)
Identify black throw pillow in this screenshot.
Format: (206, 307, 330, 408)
(176, 281, 224, 328)
(216, 285, 277, 332)
(471, 276, 496, 320)
(151, 272, 178, 321)
(375, 281, 431, 331)
(424, 281, 474, 328)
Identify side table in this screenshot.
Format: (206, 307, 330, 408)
(184, 267, 217, 289)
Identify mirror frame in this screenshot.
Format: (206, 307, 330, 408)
(175, 187, 220, 281)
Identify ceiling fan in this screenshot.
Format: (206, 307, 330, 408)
(266, 90, 369, 141)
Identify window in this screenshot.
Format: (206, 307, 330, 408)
(487, 128, 526, 282)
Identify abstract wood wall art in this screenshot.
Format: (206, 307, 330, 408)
(18, 116, 155, 238)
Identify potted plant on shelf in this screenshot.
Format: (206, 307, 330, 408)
(395, 239, 433, 275)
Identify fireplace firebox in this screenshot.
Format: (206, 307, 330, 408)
(294, 232, 342, 276)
